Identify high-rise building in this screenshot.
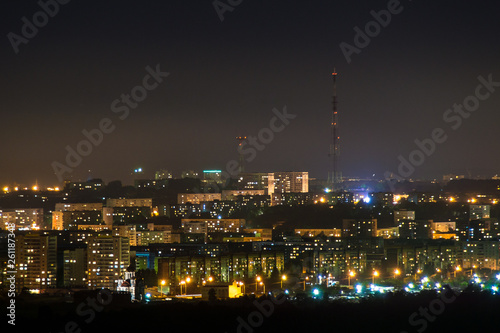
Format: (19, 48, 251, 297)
(155, 169, 173, 180)
(106, 198, 153, 224)
(66, 179, 104, 191)
(269, 172, 309, 194)
(181, 218, 246, 233)
(0, 209, 43, 230)
(236, 173, 273, 192)
(15, 233, 57, 292)
(202, 170, 223, 185)
(87, 236, 130, 290)
(63, 247, 87, 287)
(177, 193, 222, 205)
(398, 220, 432, 240)
(394, 210, 416, 224)
(113, 225, 138, 246)
(342, 219, 377, 238)
(52, 203, 109, 230)
(182, 170, 200, 179)
(470, 205, 490, 220)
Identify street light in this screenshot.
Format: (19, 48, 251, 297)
(255, 276, 262, 292)
(394, 269, 401, 279)
(160, 280, 166, 297)
(348, 271, 356, 288)
(454, 266, 462, 278)
(372, 270, 379, 284)
(259, 281, 265, 294)
(208, 276, 214, 282)
(179, 280, 186, 295)
(281, 275, 287, 289)
(238, 281, 245, 294)
(415, 269, 422, 281)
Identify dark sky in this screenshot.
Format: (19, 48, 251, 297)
(1, 0, 499, 186)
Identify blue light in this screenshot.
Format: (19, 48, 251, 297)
(145, 293, 151, 298)
(313, 288, 319, 296)
(363, 196, 371, 203)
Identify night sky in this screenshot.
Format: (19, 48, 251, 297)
(1, 0, 499, 186)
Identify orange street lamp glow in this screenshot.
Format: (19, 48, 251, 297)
(280, 275, 287, 289)
(348, 271, 356, 287)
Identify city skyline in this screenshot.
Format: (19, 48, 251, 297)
(1, 0, 500, 185)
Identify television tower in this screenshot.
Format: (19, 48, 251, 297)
(236, 136, 247, 173)
(329, 69, 341, 190)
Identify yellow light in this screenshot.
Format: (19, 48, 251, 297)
(186, 277, 191, 283)
(180, 280, 185, 285)
(161, 280, 166, 286)
(394, 269, 401, 276)
(455, 266, 461, 272)
(32, 186, 38, 191)
(449, 197, 455, 202)
(349, 271, 355, 277)
(259, 282, 263, 286)
(373, 271, 379, 277)
(14, 187, 19, 191)
(208, 276, 214, 282)
(320, 197, 325, 203)
(2, 187, 8, 192)
(282, 275, 287, 281)
(256, 276, 262, 282)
